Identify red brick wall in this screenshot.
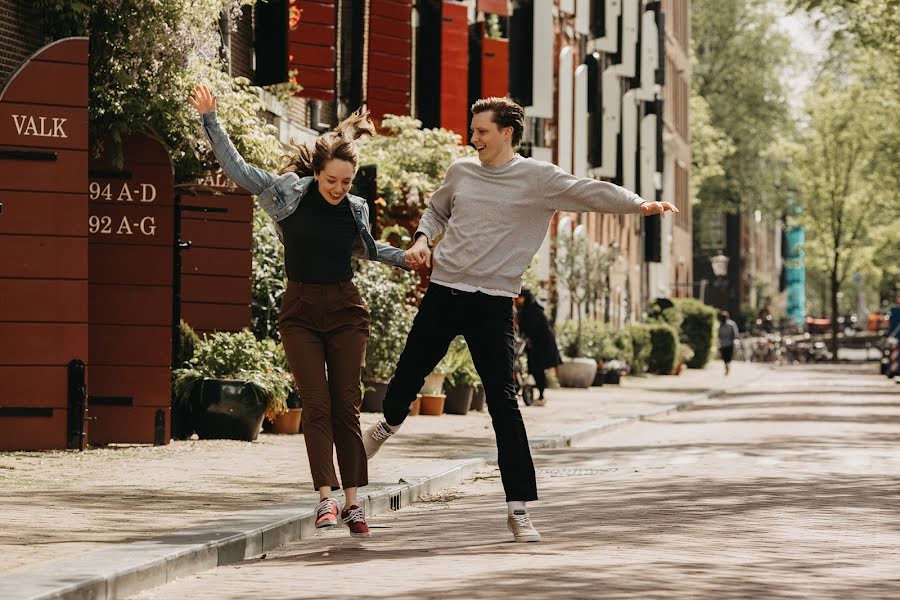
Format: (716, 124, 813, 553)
(0, 1, 44, 88)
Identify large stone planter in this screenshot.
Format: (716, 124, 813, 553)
(557, 357, 598, 389)
(470, 385, 486, 411)
(361, 380, 388, 412)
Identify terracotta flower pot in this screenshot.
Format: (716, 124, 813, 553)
(271, 408, 302, 434)
(419, 393, 445, 416)
(408, 395, 421, 416)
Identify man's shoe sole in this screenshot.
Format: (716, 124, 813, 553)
(349, 531, 372, 538)
(316, 519, 337, 529)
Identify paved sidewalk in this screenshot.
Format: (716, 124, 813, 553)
(0, 361, 766, 598)
(130, 363, 900, 600)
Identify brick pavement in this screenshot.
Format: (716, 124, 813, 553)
(0, 362, 764, 578)
(131, 363, 900, 600)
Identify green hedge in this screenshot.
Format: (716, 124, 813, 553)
(625, 323, 652, 375)
(646, 323, 679, 375)
(673, 299, 718, 369)
(557, 320, 634, 365)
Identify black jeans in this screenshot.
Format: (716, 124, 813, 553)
(383, 284, 538, 502)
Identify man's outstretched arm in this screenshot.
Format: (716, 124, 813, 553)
(540, 161, 678, 217)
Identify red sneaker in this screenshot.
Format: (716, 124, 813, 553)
(341, 505, 371, 538)
(315, 498, 339, 528)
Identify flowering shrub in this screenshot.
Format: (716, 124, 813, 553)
(42, 0, 283, 182)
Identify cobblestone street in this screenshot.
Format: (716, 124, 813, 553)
(131, 364, 900, 600)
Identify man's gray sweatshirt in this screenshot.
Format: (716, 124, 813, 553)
(416, 155, 648, 295)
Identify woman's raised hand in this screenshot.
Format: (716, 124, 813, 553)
(189, 85, 217, 114)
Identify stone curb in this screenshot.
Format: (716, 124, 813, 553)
(0, 372, 762, 600)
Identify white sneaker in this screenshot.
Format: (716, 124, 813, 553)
(507, 510, 541, 543)
(363, 419, 396, 459)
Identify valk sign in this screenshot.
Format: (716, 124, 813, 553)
(11, 114, 70, 138)
(0, 38, 89, 451)
(0, 39, 176, 450)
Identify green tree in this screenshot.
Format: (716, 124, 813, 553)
(794, 67, 896, 355)
(692, 0, 795, 215)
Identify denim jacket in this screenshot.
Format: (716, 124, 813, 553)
(200, 111, 408, 270)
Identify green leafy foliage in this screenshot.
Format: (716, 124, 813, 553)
(172, 330, 292, 420)
(672, 299, 718, 369)
(43, 0, 282, 183)
(557, 320, 633, 367)
(442, 336, 480, 388)
(646, 324, 679, 375)
(358, 115, 474, 218)
(175, 319, 201, 367)
(624, 324, 652, 375)
(354, 259, 418, 382)
(251, 207, 286, 341)
(692, 0, 795, 216)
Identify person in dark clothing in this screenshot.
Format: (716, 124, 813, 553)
(515, 288, 561, 404)
(190, 84, 411, 538)
(718, 310, 740, 375)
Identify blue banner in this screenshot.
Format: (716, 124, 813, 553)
(784, 226, 805, 325)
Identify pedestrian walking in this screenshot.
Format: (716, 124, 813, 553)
(363, 96, 678, 542)
(515, 288, 561, 405)
(190, 85, 412, 538)
(718, 310, 740, 375)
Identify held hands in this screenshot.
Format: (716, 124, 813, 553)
(640, 201, 679, 218)
(188, 85, 217, 115)
(404, 235, 432, 270)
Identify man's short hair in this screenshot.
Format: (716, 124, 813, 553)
(471, 97, 525, 147)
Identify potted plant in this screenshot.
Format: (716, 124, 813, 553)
(602, 360, 627, 384)
(553, 231, 614, 388)
(442, 337, 478, 415)
(555, 320, 597, 388)
(356, 260, 418, 412)
(419, 346, 453, 415)
(271, 388, 302, 434)
(418, 390, 445, 415)
(171, 330, 292, 441)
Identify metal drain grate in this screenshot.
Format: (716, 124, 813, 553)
(389, 492, 401, 511)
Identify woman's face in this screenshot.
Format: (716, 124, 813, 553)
(316, 159, 355, 205)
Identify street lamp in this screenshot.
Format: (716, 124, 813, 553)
(710, 249, 730, 279)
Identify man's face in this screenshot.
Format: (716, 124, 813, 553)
(470, 110, 512, 163)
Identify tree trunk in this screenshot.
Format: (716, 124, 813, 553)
(830, 268, 840, 362)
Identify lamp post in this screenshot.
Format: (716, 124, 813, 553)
(710, 249, 730, 279)
(708, 249, 730, 311)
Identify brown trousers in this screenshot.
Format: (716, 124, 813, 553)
(279, 280, 370, 491)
